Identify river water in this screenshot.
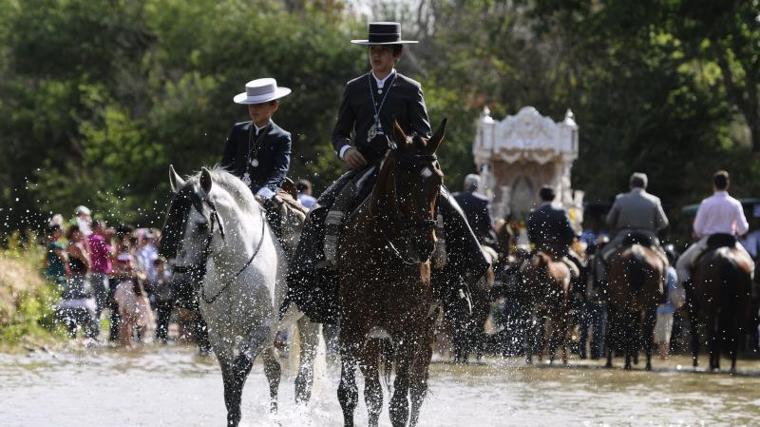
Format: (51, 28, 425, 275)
(1, 345, 759, 426)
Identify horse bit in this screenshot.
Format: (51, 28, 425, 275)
(172, 190, 266, 304)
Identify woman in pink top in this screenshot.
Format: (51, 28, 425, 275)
(87, 220, 113, 323)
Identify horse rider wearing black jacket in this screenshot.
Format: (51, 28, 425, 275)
(453, 174, 496, 246)
(221, 78, 292, 234)
(288, 22, 490, 323)
(527, 186, 581, 274)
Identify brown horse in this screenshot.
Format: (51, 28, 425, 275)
(336, 120, 446, 427)
(521, 252, 573, 365)
(606, 244, 665, 370)
(690, 237, 753, 372)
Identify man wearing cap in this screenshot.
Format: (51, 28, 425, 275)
(289, 22, 489, 323)
(222, 78, 292, 234)
(601, 172, 669, 266)
(453, 174, 495, 245)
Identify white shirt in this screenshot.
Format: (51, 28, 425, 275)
(339, 69, 397, 160)
(693, 191, 749, 238)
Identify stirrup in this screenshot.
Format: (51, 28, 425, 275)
(323, 210, 345, 265)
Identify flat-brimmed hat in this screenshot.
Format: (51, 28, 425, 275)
(233, 78, 291, 105)
(351, 22, 418, 46)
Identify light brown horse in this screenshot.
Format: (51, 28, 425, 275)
(521, 251, 573, 365)
(690, 237, 753, 372)
(606, 243, 665, 370)
(336, 120, 446, 427)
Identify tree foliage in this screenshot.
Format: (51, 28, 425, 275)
(0, 0, 757, 240)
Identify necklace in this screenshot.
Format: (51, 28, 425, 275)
(367, 72, 396, 143)
(242, 123, 269, 187)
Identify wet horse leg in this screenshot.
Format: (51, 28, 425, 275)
(605, 307, 615, 368)
(359, 339, 383, 427)
(338, 344, 359, 427)
(295, 316, 319, 405)
(262, 347, 281, 413)
(220, 355, 252, 427)
(389, 340, 412, 427)
(687, 288, 700, 368)
(409, 332, 433, 427)
(707, 311, 720, 371)
(642, 306, 657, 371)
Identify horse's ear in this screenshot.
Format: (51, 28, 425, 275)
(200, 167, 213, 195)
(427, 118, 447, 154)
(169, 164, 185, 193)
(392, 121, 409, 148)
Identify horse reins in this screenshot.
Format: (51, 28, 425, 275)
(378, 151, 440, 265)
(171, 190, 267, 304)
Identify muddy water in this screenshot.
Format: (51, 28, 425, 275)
(1, 346, 759, 426)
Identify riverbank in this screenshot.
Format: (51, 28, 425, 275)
(0, 240, 66, 352)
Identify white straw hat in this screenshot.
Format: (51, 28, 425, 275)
(233, 78, 291, 105)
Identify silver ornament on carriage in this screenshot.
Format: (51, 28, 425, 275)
(242, 172, 251, 186)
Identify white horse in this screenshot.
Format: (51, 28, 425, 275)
(161, 166, 322, 427)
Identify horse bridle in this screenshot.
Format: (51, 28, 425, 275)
(171, 190, 266, 304)
(379, 151, 440, 265)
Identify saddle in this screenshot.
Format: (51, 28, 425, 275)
(706, 233, 737, 251)
(261, 179, 307, 258)
(621, 230, 658, 249)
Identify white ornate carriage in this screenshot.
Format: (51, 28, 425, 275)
(473, 106, 584, 230)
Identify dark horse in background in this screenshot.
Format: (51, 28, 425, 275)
(606, 236, 665, 370)
(336, 120, 446, 427)
(520, 251, 573, 365)
(690, 234, 753, 373)
(445, 245, 496, 363)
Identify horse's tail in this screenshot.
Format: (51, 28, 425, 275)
(625, 245, 648, 291)
(379, 338, 394, 392)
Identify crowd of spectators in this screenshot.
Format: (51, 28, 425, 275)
(44, 206, 170, 347)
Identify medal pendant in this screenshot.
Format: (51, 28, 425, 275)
(251, 158, 259, 168)
(242, 172, 251, 186)
(367, 123, 377, 142)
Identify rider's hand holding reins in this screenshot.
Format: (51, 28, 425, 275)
(343, 147, 368, 170)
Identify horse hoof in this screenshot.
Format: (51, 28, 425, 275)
(604, 362, 612, 369)
(645, 364, 652, 371)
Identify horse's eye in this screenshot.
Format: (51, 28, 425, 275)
(195, 222, 208, 232)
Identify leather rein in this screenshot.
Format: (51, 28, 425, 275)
(377, 151, 440, 265)
(171, 190, 266, 304)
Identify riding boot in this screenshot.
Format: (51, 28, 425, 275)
(263, 198, 283, 239)
(287, 206, 341, 324)
(437, 187, 490, 298)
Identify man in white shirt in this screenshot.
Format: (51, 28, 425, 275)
(676, 170, 753, 285)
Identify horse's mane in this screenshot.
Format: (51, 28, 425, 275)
(183, 165, 257, 214)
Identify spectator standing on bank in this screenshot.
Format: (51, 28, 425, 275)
(135, 230, 158, 283)
(150, 257, 173, 343)
(45, 223, 68, 289)
(75, 205, 93, 237)
(655, 246, 686, 359)
(88, 220, 113, 327)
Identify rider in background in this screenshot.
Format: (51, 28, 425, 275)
(600, 172, 669, 269)
(453, 174, 496, 246)
(675, 170, 754, 287)
(526, 186, 581, 276)
(221, 77, 292, 235)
